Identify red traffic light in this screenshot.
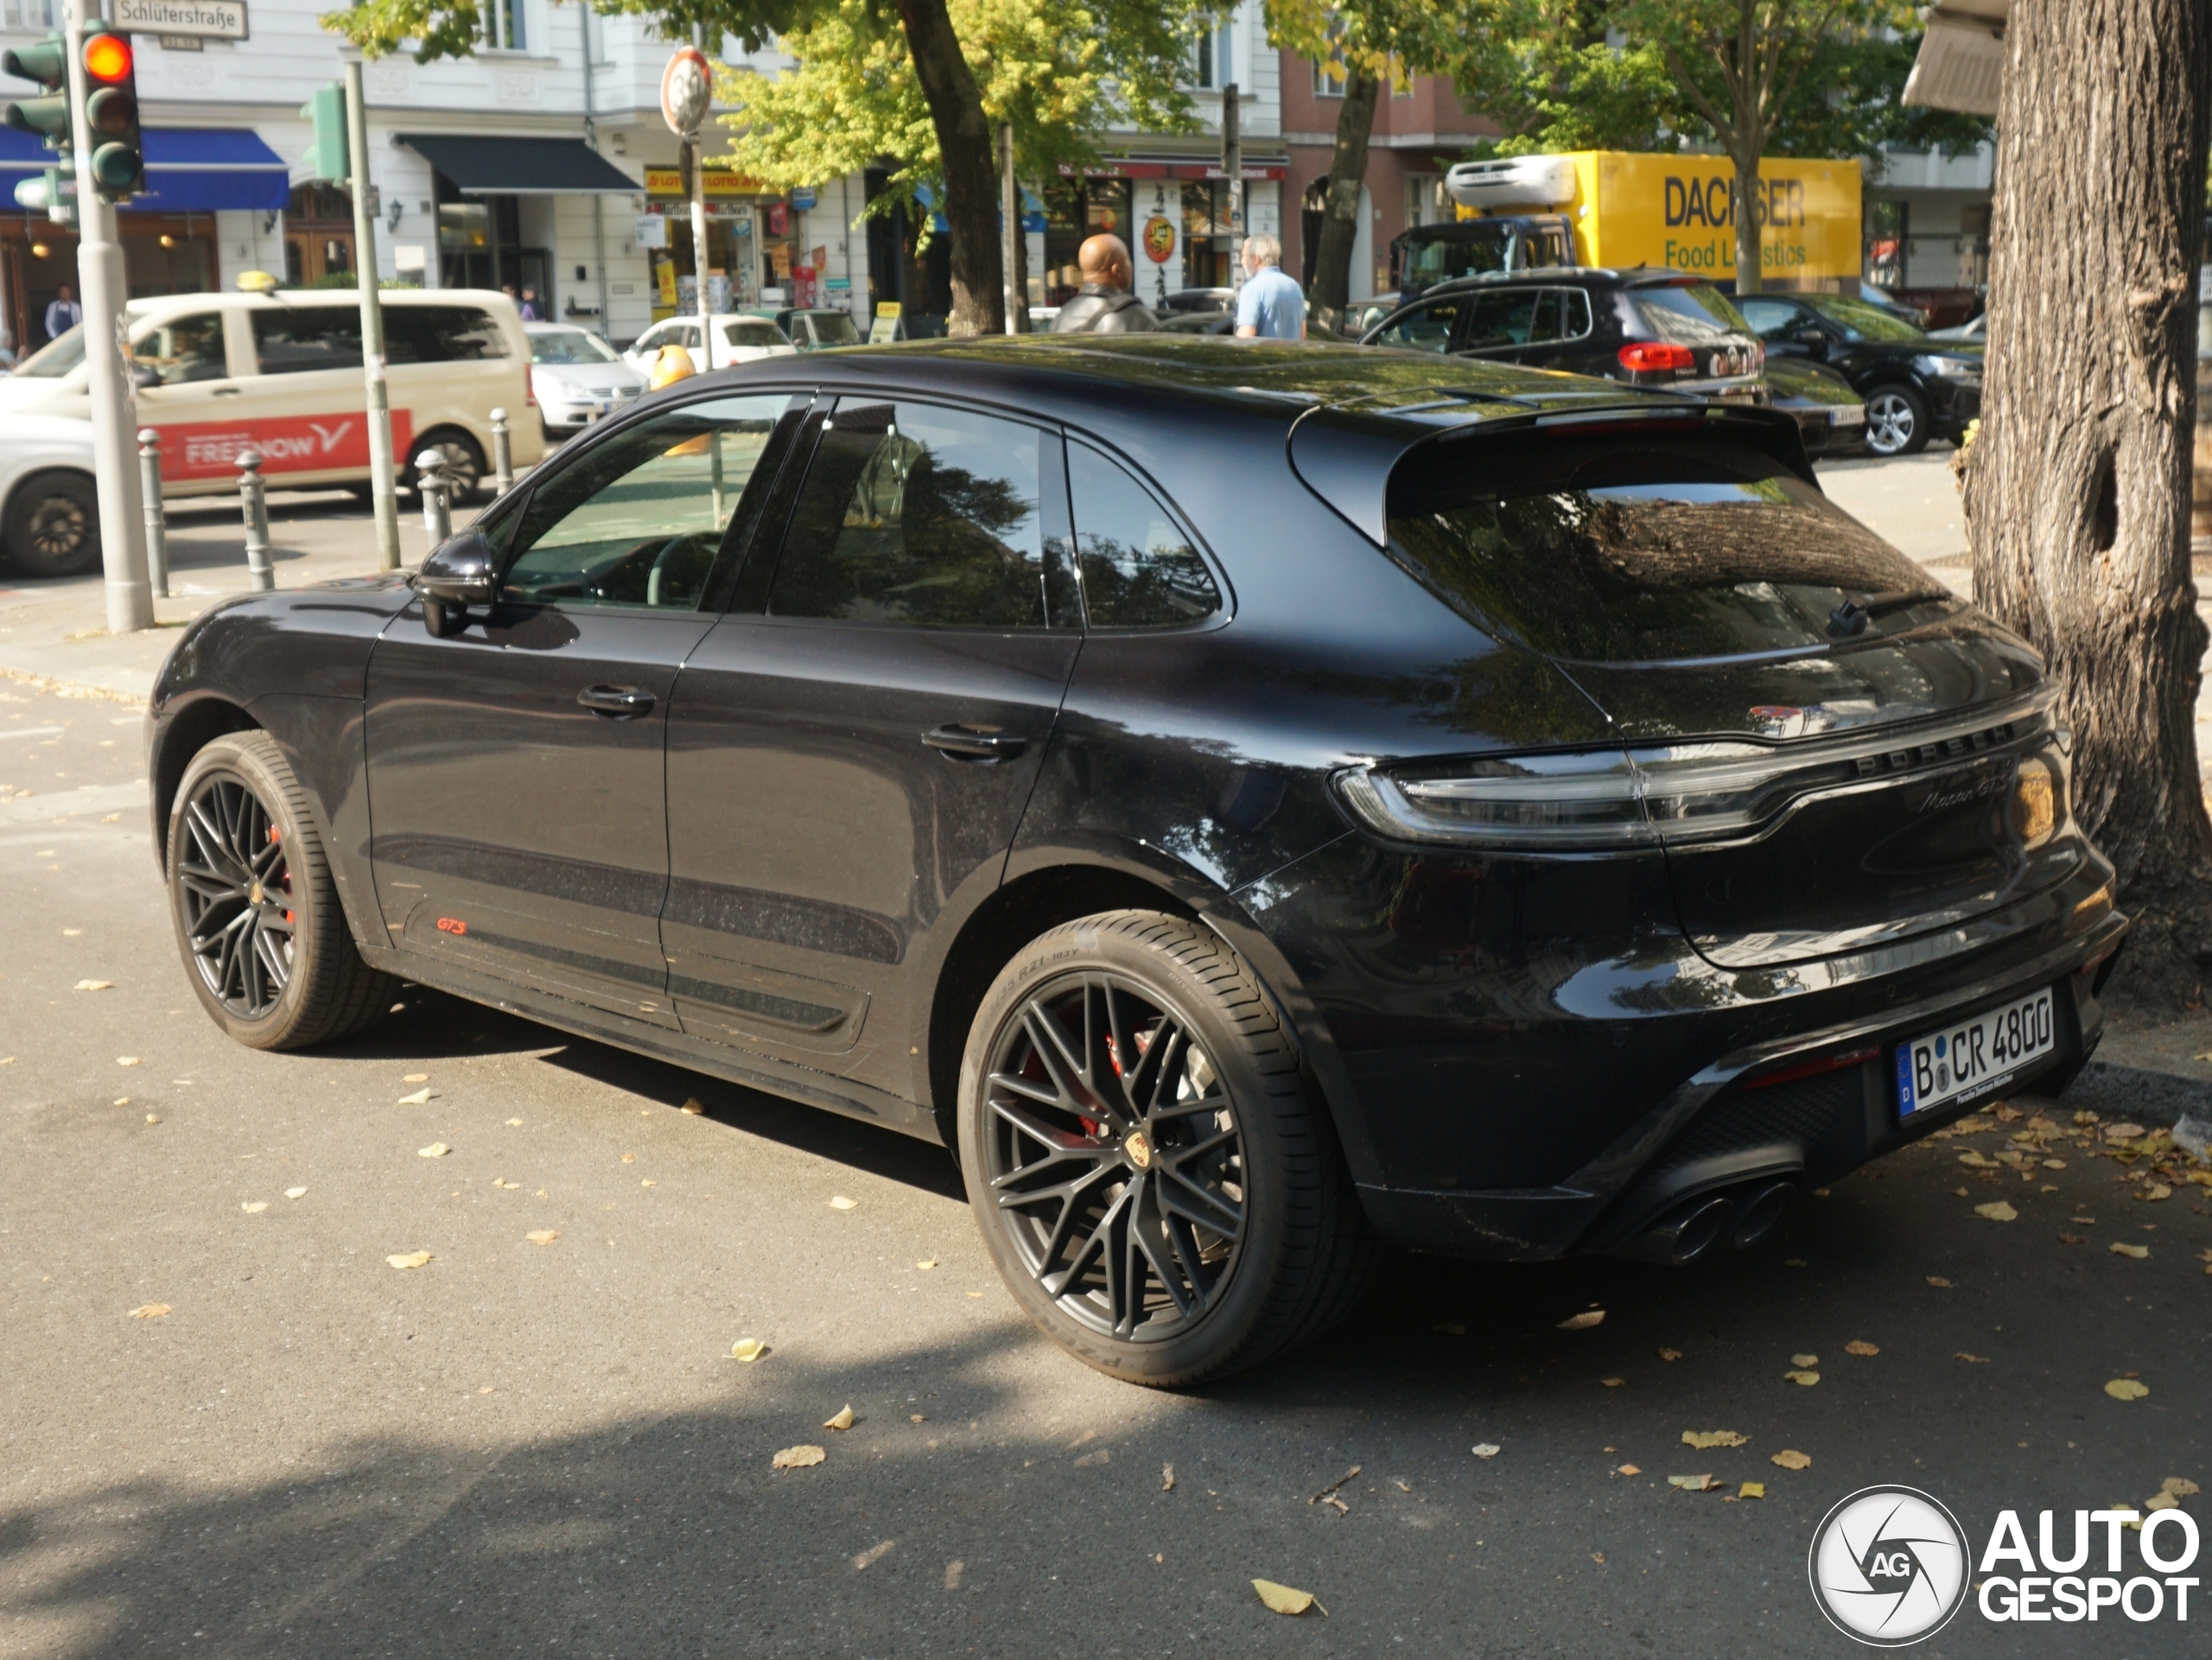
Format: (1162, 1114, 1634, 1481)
(82, 33, 130, 82)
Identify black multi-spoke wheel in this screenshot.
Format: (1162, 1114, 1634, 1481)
(165, 731, 397, 1049)
(960, 911, 1372, 1386)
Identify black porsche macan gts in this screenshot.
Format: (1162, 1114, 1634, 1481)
(147, 338, 2125, 1385)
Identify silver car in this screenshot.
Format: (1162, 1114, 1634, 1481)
(524, 323, 649, 438)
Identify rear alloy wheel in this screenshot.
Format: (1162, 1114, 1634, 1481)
(3, 470, 99, 576)
(407, 429, 486, 503)
(1863, 385, 1929, 456)
(960, 911, 1370, 1386)
(166, 731, 396, 1049)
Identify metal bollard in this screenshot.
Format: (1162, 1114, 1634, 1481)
(237, 449, 274, 593)
(137, 427, 168, 600)
(489, 407, 514, 495)
(416, 448, 451, 547)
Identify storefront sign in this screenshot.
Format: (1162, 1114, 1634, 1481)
(154, 410, 416, 482)
(112, 0, 248, 39)
(633, 213, 667, 249)
(1574, 152, 1863, 282)
(1141, 215, 1174, 263)
(791, 187, 817, 210)
(644, 169, 766, 198)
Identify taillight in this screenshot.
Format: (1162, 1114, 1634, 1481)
(1618, 341, 1695, 373)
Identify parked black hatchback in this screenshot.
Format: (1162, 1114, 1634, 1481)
(1735, 290, 1983, 455)
(1359, 266, 1765, 399)
(147, 339, 2124, 1387)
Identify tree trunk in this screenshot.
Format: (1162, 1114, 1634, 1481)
(1308, 71, 1381, 314)
(893, 0, 1004, 337)
(1730, 144, 1762, 296)
(1961, 0, 2212, 1008)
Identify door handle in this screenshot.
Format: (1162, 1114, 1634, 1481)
(212, 386, 244, 397)
(922, 723, 1026, 761)
(577, 684, 656, 718)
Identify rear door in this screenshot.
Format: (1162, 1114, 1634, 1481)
(234, 301, 398, 488)
(659, 395, 1080, 1095)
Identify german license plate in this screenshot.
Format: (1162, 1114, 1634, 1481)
(1895, 988, 2056, 1117)
(1831, 405, 1866, 428)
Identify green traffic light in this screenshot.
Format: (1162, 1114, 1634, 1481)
(90, 140, 139, 190)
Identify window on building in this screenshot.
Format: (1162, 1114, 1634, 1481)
(1313, 55, 1346, 97)
(484, 0, 526, 51)
(2, 0, 54, 27)
(1194, 20, 1234, 88)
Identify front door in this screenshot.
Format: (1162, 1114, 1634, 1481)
(364, 391, 794, 1024)
(662, 396, 1081, 1098)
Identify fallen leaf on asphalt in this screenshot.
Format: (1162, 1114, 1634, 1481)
(1682, 1431, 1745, 1449)
(505, 1118, 523, 1127)
(772, 1444, 825, 1470)
(852, 1540, 893, 1570)
(2105, 1378, 2151, 1401)
(525, 1230, 558, 1245)
(619, 1152, 636, 1163)
(2146, 1491, 2179, 1512)
(128, 1303, 170, 1320)
(116, 1056, 139, 1066)
(2057, 1233, 2084, 1244)
(1975, 1201, 2018, 1222)
(1557, 1310, 1605, 1331)
(2110, 1243, 2150, 1259)
(1617, 1464, 1641, 1476)
(640, 1179, 656, 1187)
(240, 1201, 267, 1214)
(829, 1195, 858, 1210)
(1956, 1150, 1998, 1167)
(1955, 1352, 1988, 1364)
(1668, 1474, 1719, 1492)
(1738, 1482, 1767, 1499)
(112, 1097, 128, 1107)
(404, 1074, 429, 1083)
(1659, 1346, 1682, 1360)
(397, 1089, 434, 1105)
(73, 979, 111, 991)
(1309, 1466, 1362, 1510)
(2103, 1123, 2147, 1142)
(1791, 1352, 1819, 1367)
(731, 1339, 767, 1363)
(1845, 1340, 1879, 1357)
(1601, 1377, 1625, 1388)
(1926, 1275, 1952, 1287)
(680, 1098, 706, 1115)
(145, 1114, 158, 1123)
(417, 1142, 449, 1159)
(1471, 1443, 1501, 1460)
(284, 1186, 307, 1200)
(1161, 1463, 1175, 1491)
(2142, 1184, 2172, 1201)
(1952, 1186, 1970, 1198)
(1771, 1450, 1812, 1471)
(910, 1414, 925, 1423)
(1785, 1371, 1821, 1387)
(824, 1405, 855, 1431)
(1252, 1580, 1321, 1616)
(917, 1259, 938, 1269)
(386, 1252, 433, 1269)
(2044, 1159, 2067, 1169)
(2163, 1478, 2201, 1496)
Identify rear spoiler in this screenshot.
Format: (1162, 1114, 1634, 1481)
(1286, 398, 1813, 547)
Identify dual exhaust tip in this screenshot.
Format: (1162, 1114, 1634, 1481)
(1618, 1179, 1800, 1267)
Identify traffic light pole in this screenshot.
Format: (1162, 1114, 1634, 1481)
(65, 0, 147, 634)
(342, 57, 401, 568)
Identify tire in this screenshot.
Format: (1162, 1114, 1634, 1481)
(404, 428, 486, 503)
(3, 469, 99, 577)
(958, 910, 1372, 1386)
(165, 730, 397, 1050)
(1863, 384, 1929, 456)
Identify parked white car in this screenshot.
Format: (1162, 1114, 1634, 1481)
(623, 313, 798, 375)
(526, 322, 648, 439)
(0, 286, 544, 513)
(0, 412, 100, 576)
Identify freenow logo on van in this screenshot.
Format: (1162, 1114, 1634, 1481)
(156, 412, 419, 482)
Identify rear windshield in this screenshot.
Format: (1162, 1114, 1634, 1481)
(1386, 436, 1955, 663)
(1804, 294, 1926, 342)
(1626, 283, 1751, 344)
(804, 310, 861, 345)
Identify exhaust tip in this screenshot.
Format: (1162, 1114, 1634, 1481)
(1727, 1180, 1799, 1250)
(1616, 1194, 1735, 1267)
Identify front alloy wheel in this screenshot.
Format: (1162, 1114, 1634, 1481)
(175, 772, 296, 1018)
(1863, 385, 1927, 455)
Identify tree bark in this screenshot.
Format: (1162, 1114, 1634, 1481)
(893, 0, 1004, 336)
(1308, 70, 1381, 314)
(1730, 144, 1763, 296)
(1961, 0, 2212, 1008)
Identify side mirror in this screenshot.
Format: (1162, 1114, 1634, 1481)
(1794, 327, 1827, 351)
(416, 531, 498, 637)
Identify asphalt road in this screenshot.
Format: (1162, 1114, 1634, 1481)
(3, 678, 2209, 1659)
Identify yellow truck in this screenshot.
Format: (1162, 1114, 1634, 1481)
(1392, 150, 1863, 299)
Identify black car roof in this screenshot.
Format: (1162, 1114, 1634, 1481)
(1411, 265, 1706, 299)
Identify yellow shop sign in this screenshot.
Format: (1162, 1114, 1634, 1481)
(645, 168, 766, 198)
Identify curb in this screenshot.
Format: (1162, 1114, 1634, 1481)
(2047, 1059, 2212, 1128)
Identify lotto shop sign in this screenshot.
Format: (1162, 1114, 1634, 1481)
(1808, 1485, 2200, 1645)
(152, 411, 416, 482)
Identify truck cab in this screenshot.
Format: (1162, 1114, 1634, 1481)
(1391, 213, 1575, 302)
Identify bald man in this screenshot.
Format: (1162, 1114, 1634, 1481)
(1051, 233, 1160, 334)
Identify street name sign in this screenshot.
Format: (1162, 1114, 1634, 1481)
(112, 0, 249, 39)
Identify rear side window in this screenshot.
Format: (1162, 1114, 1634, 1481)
(1626, 283, 1751, 345)
(1386, 436, 1954, 663)
(252, 308, 361, 375)
(769, 400, 1050, 628)
(1460, 291, 1540, 351)
(1736, 297, 1804, 340)
(1370, 298, 1459, 353)
(385, 306, 511, 363)
(1066, 444, 1218, 627)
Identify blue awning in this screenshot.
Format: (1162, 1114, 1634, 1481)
(0, 127, 289, 213)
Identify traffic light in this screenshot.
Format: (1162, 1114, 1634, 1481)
(301, 82, 349, 183)
(1, 33, 72, 158)
(79, 30, 141, 201)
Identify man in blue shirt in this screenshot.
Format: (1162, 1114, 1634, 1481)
(1233, 235, 1305, 340)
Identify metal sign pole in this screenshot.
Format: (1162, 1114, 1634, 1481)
(344, 57, 400, 569)
(689, 137, 713, 367)
(67, 0, 149, 633)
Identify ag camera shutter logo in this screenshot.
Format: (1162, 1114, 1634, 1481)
(1808, 1485, 1970, 1645)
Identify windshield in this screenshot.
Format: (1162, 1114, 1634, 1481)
(530, 328, 620, 365)
(1804, 294, 1927, 342)
(1397, 223, 1511, 288)
(804, 310, 861, 346)
(1387, 436, 1955, 664)
(14, 324, 85, 378)
(1627, 283, 1751, 344)
(727, 319, 789, 347)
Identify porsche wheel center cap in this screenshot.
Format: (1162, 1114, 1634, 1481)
(1123, 1129, 1153, 1169)
(248, 881, 264, 904)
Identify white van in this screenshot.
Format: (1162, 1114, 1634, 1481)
(0, 286, 545, 502)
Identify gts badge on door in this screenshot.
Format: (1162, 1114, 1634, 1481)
(436, 916, 469, 935)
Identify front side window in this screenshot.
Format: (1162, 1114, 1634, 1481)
(252, 307, 362, 375)
(1370, 298, 1459, 353)
(499, 394, 788, 611)
(770, 400, 1049, 628)
(1067, 444, 1218, 627)
(133, 312, 229, 385)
